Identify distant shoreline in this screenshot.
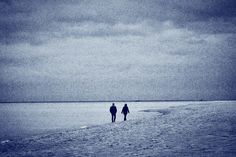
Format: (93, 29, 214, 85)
(0, 99, 235, 103)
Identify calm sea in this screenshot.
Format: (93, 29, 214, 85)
(0, 101, 196, 140)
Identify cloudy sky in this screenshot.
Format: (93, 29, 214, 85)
(0, 0, 235, 102)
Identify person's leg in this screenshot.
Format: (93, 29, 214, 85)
(124, 114, 127, 121)
(111, 114, 114, 122)
(114, 114, 116, 122)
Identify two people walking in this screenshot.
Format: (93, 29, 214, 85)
(110, 103, 129, 122)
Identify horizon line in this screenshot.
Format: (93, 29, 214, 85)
(0, 99, 235, 103)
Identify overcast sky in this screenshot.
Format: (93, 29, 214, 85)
(0, 0, 235, 101)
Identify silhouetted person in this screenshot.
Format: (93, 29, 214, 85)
(110, 103, 117, 122)
(121, 104, 129, 121)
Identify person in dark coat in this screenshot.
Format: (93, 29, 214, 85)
(110, 103, 117, 122)
(121, 104, 130, 121)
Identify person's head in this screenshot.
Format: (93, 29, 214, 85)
(112, 103, 115, 106)
(124, 104, 127, 107)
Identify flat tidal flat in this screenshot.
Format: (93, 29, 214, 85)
(0, 101, 236, 156)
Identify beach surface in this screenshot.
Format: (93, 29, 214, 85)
(1, 101, 236, 157)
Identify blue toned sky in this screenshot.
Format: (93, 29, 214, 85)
(0, 0, 235, 101)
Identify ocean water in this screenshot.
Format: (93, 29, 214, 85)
(0, 101, 197, 140)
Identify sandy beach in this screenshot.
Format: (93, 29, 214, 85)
(1, 101, 236, 157)
(1, 0, 235, 156)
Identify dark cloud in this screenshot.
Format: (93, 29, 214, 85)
(1, 0, 236, 45)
